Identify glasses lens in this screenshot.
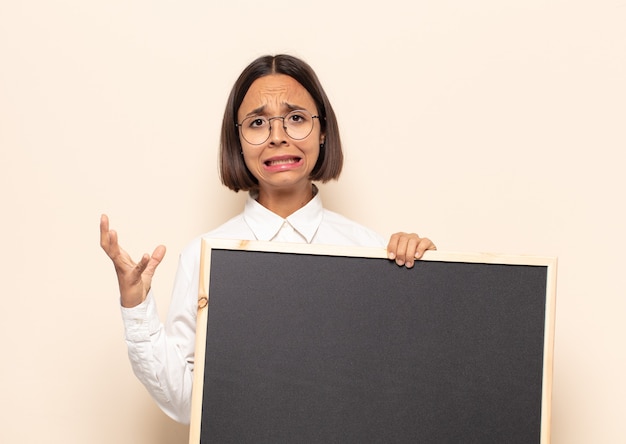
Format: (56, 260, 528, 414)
(239, 110, 315, 145)
(240, 116, 269, 145)
(283, 110, 314, 140)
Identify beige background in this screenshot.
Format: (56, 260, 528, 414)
(1, 1, 624, 443)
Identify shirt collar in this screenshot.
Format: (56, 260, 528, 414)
(243, 185, 323, 243)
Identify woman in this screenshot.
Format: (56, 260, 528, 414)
(100, 54, 436, 424)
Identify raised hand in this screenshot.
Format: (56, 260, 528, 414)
(100, 214, 166, 308)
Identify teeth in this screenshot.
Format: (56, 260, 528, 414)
(267, 158, 298, 166)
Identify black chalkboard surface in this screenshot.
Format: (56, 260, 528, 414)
(189, 240, 557, 444)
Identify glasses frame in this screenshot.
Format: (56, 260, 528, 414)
(235, 109, 320, 146)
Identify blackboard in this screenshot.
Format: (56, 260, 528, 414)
(189, 240, 557, 444)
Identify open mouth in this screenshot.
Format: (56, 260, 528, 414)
(264, 157, 302, 166)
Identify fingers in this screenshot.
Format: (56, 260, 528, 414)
(100, 214, 124, 262)
(143, 245, 167, 278)
(99, 213, 111, 252)
(415, 237, 437, 260)
(100, 214, 167, 307)
(100, 213, 166, 275)
(387, 232, 437, 269)
(100, 214, 125, 261)
(120, 246, 166, 307)
(387, 232, 408, 265)
(134, 253, 151, 277)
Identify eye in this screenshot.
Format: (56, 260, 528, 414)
(287, 111, 309, 125)
(247, 117, 267, 129)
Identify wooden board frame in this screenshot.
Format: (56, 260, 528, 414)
(189, 239, 557, 443)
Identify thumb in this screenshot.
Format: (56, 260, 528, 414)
(145, 245, 166, 277)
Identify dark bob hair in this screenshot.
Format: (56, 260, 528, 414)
(219, 54, 343, 192)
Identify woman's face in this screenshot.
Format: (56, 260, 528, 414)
(237, 74, 324, 193)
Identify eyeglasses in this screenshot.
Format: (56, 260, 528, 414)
(236, 109, 320, 145)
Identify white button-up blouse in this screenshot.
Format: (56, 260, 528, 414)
(121, 190, 386, 424)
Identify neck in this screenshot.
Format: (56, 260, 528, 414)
(256, 182, 315, 218)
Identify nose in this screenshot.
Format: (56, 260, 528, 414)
(268, 117, 288, 144)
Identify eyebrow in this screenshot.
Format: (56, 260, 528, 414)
(243, 103, 309, 118)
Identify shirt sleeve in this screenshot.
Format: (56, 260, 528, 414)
(120, 246, 199, 424)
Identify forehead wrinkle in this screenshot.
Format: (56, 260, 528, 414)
(239, 75, 317, 119)
(245, 102, 307, 117)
